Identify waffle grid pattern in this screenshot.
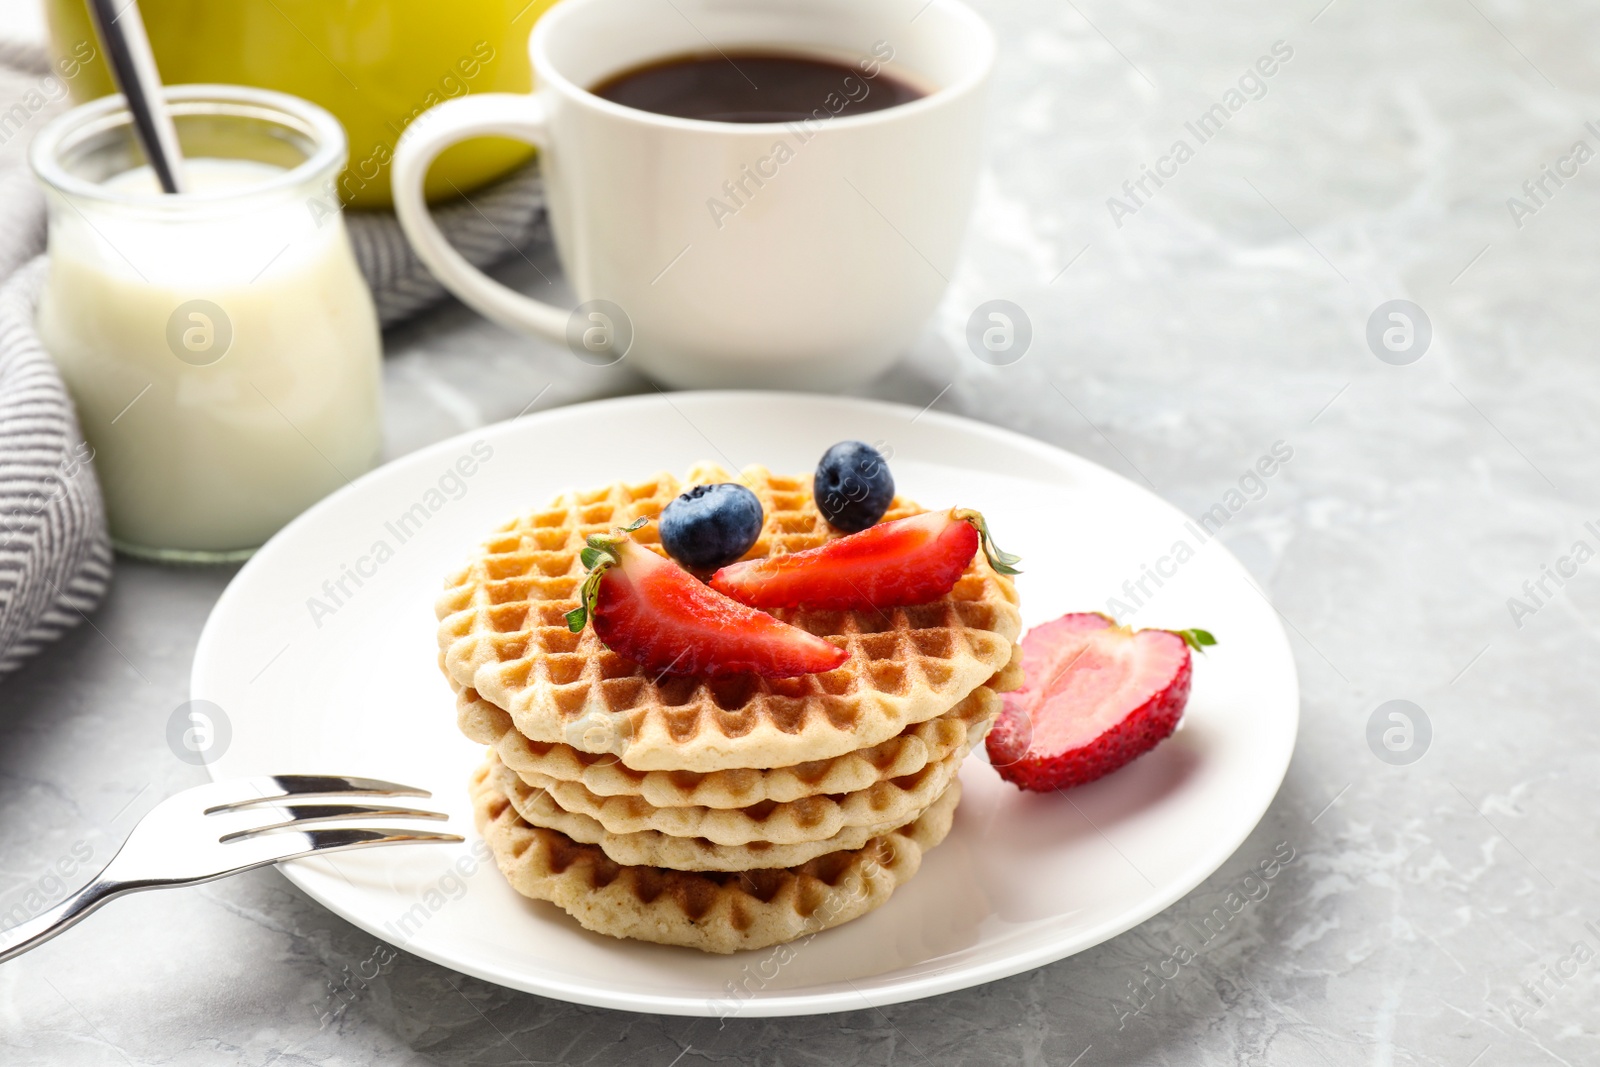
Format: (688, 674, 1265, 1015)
(437, 464, 1022, 772)
(470, 761, 960, 954)
(456, 682, 999, 808)
(509, 740, 972, 845)
(488, 752, 949, 870)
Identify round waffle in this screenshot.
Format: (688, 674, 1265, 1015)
(436, 463, 1022, 772)
(470, 759, 960, 955)
(455, 680, 1002, 809)
(511, 730, 980, 845)
(487, 751, 957, 869)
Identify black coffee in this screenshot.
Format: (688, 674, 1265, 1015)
(591, 50, 926, 123)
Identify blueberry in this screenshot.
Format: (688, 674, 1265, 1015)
(814, 440, 894, 532)
(659, 483, 764, 570)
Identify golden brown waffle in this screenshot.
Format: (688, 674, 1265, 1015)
(437, 463, 1022, 772)
(487, 752, 955, 869)
(456, 680, 1002, 808)
(470, 760, 960, 954)
(511, 733, 977, 844)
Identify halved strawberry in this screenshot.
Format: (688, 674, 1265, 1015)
(565, 521, 848, 678)
(709, 508, 1020, 611)
(986, 612, 1215, 791)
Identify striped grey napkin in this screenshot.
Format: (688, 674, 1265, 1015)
(0, 258, 112, 676)
(0, 41, 546, 676)
(348, 164, 546, 330)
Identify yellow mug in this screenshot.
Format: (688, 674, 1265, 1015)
(43, 0, 558, 208)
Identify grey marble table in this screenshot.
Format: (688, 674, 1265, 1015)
(5, 0, 1600, 1063)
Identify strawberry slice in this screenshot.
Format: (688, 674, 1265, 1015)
(709, 508, 1020, 611)
(986, 612, 1215, 791)
(565, 521, 848, 678)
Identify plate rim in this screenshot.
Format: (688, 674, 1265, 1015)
(192, 388, 1300, 1017)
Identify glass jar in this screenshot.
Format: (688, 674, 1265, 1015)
(30, 84, 383, 562)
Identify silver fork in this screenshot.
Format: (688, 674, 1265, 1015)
(0, 775, 461, 963)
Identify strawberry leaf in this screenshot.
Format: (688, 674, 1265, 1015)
(565, 565, 606, 632)
(565, 518, 650, 633)
(954, 509, 1022, 576)
(1174, 628, 1216, 653)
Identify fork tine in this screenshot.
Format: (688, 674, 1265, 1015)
(205, 775, 431, 814)
(217, 804, 449, 843)
(271, 826, 465, 863)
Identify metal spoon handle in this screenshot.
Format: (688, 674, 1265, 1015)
(85, 0, 186, 193)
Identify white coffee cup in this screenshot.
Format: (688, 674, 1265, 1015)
(392, 0, 994, 390)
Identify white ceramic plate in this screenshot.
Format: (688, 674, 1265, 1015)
(193, 391, 1298, 1017)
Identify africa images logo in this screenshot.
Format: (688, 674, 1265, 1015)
(166, 700, 231, 765)
(1106, 41, 1294, 229)
(305, 441, 494, 628)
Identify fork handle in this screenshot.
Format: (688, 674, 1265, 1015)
(0, 877, 125, 964)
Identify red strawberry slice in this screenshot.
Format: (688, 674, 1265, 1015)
(986, 613, 1214, 791)
(565, 523, 847, 678)
(709, 508, 1021, 611)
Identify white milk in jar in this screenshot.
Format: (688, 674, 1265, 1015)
(31, 86, 382, 560)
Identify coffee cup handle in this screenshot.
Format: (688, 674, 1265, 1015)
(391, 93, 569, 345)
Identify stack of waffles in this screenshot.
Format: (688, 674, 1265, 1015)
(435, 463, 1022, 953)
